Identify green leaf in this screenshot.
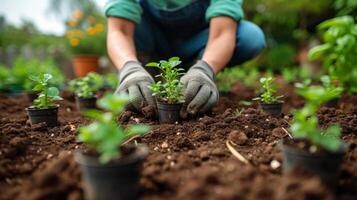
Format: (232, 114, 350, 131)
(308, 44, 331, 61)
(47, 87, 59, 97)
(146, 62, 159, 67)
(126, 124, 150, 136)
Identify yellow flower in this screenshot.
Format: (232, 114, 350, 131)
(70, 37, 79, 46)
(67, 19, 77, 27)
(95, 23, 104, 32)
(66, 30, 74, 38)
(73, 10, 83, 20)
(75, 30, 83, 37)
(87, 27, 97, 35)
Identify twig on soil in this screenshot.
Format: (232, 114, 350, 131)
(122, 135, 141, 146)
(226, 141, 250, 165)
(281, 127, 293, 139)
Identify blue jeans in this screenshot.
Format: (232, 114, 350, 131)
(134, 0, 266, 67)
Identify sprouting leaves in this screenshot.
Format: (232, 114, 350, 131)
(30, 73, 63, 109)
(69, 72, 104, 98)
(253, 76, 283, 104)
(78, 93, 150, 164)
(308, 15, 357, 94)
(291, 84, 342, 152)
(146, 57, 185, 104)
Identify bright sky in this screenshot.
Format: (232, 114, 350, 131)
(0, 0, 107, 35)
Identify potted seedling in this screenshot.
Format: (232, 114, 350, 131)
(25, 73, 63, 127)
(69, 72, 104, 111)
(146, 57, 185, 124)
(320, 75, 343, 107)
(281, 85, 347, 185)
(75, 93, 150, 200)
(253, 76, 283, 116)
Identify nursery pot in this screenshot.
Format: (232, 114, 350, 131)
(280, 138, 347, 185)
(75, 96, 97, 111)
(157, 101, 182, 124)
(325, 98, 339, 108)
(74, 144, 149, 200)
(26, 105, 59, 127)
(72, 55, 99, 77)
(260, 102, 283, 116)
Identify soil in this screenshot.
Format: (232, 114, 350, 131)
(0, 82, 357, 200)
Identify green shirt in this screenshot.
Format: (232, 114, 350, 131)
(105, 0, 244, 24)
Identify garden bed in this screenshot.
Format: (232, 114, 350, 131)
(0, 81, 356, 200)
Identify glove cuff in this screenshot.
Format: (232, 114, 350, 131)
(191, 60, 215, 80)
(119, 61, 144, 83)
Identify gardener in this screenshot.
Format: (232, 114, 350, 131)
(105, 0, 266, 117)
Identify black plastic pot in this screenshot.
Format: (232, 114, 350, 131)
(74, 144, 149, 200)
(75, 96, 97, 111)
(325, 98, 339, 108)
(260, 102, 283, 116)
(157, 101, 182, 124)
(281, 138, 347, 185)
(26, 92, 38, 102)
(26, 105, 59, 127)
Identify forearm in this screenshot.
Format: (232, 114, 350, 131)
(202, 17, 237, 74)
(107, 17, 138, 70)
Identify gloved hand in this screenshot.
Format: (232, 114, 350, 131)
(116, 61, 156, 112)
(180, 60, 219, 118)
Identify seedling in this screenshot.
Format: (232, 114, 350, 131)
(253, 76, 283, 104)
(308, 16, 357, 93)
(78, 93, 150, 164)
(146, 57, 185, 104)
(291, 84, 342, 152)
(69, 72, 104, 98)
(320, 75, 343, 98)
(30, 73, 63, 109)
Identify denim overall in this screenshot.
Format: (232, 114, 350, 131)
(134, 0, 266, 67)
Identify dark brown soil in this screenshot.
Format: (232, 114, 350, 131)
(0, 83, 356, 200)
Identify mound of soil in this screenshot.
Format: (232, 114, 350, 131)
(0, 83, 356, 200)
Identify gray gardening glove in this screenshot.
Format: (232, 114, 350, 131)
(116, 61, 156, 112)
(180, 60, 219, 118)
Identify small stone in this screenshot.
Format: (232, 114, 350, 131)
(228, 130, 248, 145)
(69, 125, 76, 131)
(133, 118, 140, 123)
(50, 133, 54, 137)
(170, 161, 175, 167)
(66, 108, 71, 112)
(265, 118, 270, 122)
(47, 154, 53, 159)
(161, 142, 169, 148)
(167, 155, 172, 160)
(244, 125, 249, 129)
(75, 145, 79, 149)
(270, 160, 281, 169)
(154, 146, 159, 151)
(176, 132, 181, 135)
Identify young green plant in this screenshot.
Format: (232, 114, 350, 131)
(146, 57, 185, 104)
(69, 72, 104, 98)
(308, 16, 357, 93)
(30, 73, 63, 109)
(291, 84, 342, 152)
(253, 76, 283, 104)
(320, 75, 343, 98)
(78, 93, 150, 164)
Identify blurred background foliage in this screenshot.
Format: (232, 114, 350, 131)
(0, 0, 356, 92)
